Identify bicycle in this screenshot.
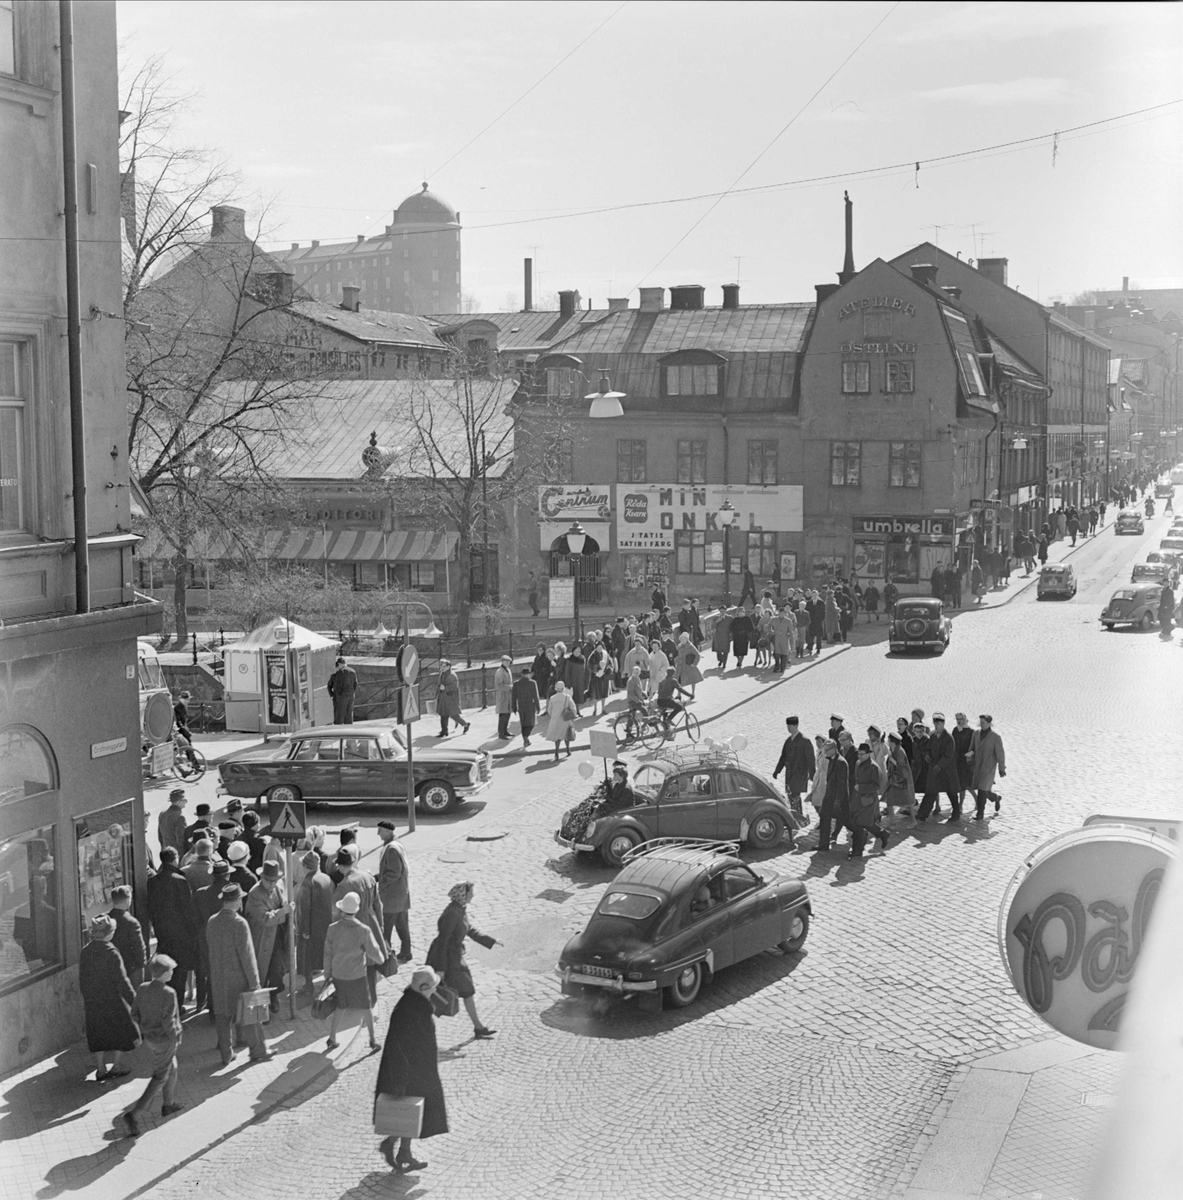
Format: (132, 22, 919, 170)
(171, 732, 207, 782)
(613, 704, 700, 749)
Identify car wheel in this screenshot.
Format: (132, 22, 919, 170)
(1103, 622, 1114, 630)
(267, 783, 302, 808)
(665, 961, 703, 1008)
(747, 812, 784, 849)
(600, 828, 640, 868)
(779, 911, 810, 954)
(418, 779, 457, 814)
(1140, 613, 1153, 630)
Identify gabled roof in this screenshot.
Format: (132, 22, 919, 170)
(286, 299, 445, 349)
(987, 334, 1041, 382)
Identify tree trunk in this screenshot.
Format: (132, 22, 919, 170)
(455, 526, 471, 637)
(172, 551, 190, 645)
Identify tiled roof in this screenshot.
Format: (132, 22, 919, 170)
(287, 299, 445, 348)
(425, 310, 612, 352)
(214, 379, 515, 481)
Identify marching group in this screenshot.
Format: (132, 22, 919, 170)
(772, 710, 1007, 860)
(78, 788, 503, 1172)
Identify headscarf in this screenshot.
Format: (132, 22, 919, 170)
(448, 881, 473, 904)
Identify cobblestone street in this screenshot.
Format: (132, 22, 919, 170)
(5, 519, 1181, 1200)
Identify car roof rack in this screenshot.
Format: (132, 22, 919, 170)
(650, 743, 741, 770)
(621, 837, 741, 865)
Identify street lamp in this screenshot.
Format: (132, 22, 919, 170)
(566, 521, 586, 642)
(376, 599, 441, 834)
(716, 499, 735, 605)
(586, 369, 625, 418)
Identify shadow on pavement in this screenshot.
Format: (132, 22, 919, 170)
(538, 949, 806, 1041)
(338, 1167, 428, 1198)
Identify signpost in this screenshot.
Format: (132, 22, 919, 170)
(548, 576, 575, 620)
(266, 796, 307, 1019)
(398, 629, 421, 832)
(588, 729, 617, 779)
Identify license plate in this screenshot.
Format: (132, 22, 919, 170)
(579, 964, 615, 978)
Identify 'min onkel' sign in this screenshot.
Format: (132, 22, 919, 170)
(999, 826, 1177, 1050)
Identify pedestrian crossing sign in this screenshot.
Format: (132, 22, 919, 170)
(267, 798, 307, 840)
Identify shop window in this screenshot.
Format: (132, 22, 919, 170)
(665, 364, 719, 396)
(830, 441, 861, 487)
(888, 441, 922, 488)
(622, 553, 668, 591)
(747, 439, 777, 485)
(76, 800, 135, 946)
(747, 532, 776, 576)
(852, 541, 886, 579)
(617, 439, 647, 483)
(0, 724, 56, 807)
(0, 824, 62, 991)
(1, 339, 29, 535)
(392, 562, 443, 592)
(885, 361, 915, 393)
(675, 530, 706, 574)
(841, 361, 870, 394)
(676, 439, 706, 484)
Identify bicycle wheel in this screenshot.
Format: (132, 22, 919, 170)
(612, 714, 636, 745)
(636, 719, 662, 751)
(174, 748, 207, 782)
(680, 711, 701, 743)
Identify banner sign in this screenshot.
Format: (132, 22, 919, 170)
(538, 485, 612, 521)
(264, 650, 290, 725)
(616, 485, 803, 551)
(548, 577, 575, 620)
(852, 514, 955, 539)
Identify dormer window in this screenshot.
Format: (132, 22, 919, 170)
(660, 349, 726, 397)
(536, 354, 583, 399)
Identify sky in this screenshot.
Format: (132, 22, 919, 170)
(115, 0, 1183, 313)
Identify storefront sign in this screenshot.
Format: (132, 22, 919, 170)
(852, 515, 955, 538)
(999, 826, 1177, 1050)
(837, 297, 917, 320)
(840, 341, 918, 355)
(90, 737, 128, 760)
(538, 485, 612, 521)
(616, 485, 803, 551)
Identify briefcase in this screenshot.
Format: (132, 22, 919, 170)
(236, 988, 272, 1026)
(373, 1094, 424, 1138)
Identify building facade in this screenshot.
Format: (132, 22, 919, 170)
(277, 183, 462, 316)
(1, 0, 161, 1074)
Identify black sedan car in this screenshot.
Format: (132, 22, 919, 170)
(889, 597, 952, 654)
(557, 840, 811, 1009)
(217, 720, 491, 814)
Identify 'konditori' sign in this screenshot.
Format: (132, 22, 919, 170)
(998, 825, 1177, 1050)
(616, 485, 803, 551)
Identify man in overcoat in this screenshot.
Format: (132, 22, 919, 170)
(146, 847, 199, 1013)
(377, 821, 412, 962)
(917, 714, 961, 822)
(245, 861, 292, 1012)
(328, 656, 358, 724)
(206, 884, 270, 1065)
(157, 789, 188, 857)
(436, 660, 469, 737)
(772, 716, 815, 819)
(193, 859, 232, 1014)
(108, 884, 146, 988)
(969, 714, 1007, 820)
(493, 655, 514, 739)
(511, 666, 541, 747)
(816, 741, 849, 853)
(295, 851, 333, 993)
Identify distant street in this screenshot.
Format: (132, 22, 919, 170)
(128, 514, 1183, 1200)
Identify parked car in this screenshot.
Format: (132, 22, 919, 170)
(1115, 511, 1145, 535)
(1160, 536, 1183, 554)
(216, 720, 491, 813)
(555, 746, 795, 867)
(1101, 584, 1163, 631)
(1131, 562, 1170, 585)
(1036, 563, 1077, 599)
(557, 840, 811, 1010)
(889, 597, 952, 654)
(1154, 480, 1174, 499)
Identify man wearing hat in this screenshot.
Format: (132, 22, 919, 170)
(225, 841, 257, 895)
(206, 884, 270, 1065)
(377, 822, 412, 963)
(827, 714, 845, 741)
(108, 884, 147, 989)
(214, 820, 240, 862)
(158, 789, 188, 857)
(773, 717, 815, 821)
(193, 860, 232, 1016)
(969, 714, 1007, 821)
(328, 655, 358, 725)
(146, 847, 199, 1013)
(246, 861, 294, 1013)
(917, 714, 961, 823)
(849, 743, 891, 859)
(184, 803, 213, 851)
(816, 740, 849, 853)
(240, 811, 268, 873)
(296, 851, 333, 994)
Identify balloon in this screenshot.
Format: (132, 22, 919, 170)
(703, 738, 716, 750)
(578, 761, 595, 779)
(729, 734, 748, 752)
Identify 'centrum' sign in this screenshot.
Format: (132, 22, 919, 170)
(999, 826, 1177, 1050)
(538, 485, 611, 521)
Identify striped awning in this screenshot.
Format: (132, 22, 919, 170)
(136, 527, 457, 563)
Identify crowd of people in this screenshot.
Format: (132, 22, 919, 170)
(772, 710, 1008, 859)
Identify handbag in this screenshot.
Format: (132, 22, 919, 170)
(236, 988, 272, 1026)
(374, 1094, 424, 1138)
(311, 987, 337, 1021)
(430, 982, 460, 1018)
(377, 953, 399, 979)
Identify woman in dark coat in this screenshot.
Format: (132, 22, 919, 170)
(585, 639, 611, 717)
(79, 915, 139, 1080)
(549, 644, 569, 696)
(951, 714, 975, 813)
(711, 608, 733, 671)
(425, 882, 498, 1038)
(565, 646, 587, 711)
(531, 644, 553, 698)
(375, 968, 448, 1173)
(730, 608, 754, 667)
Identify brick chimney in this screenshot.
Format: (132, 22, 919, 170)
(815, 283, 839, 305)
(910, 263, 938, 287)
(210, 205, 247, 241)
(721, 284, 740, 310)
(558, 290, 580, 319)
(342, 284, 361, 312)
(607, 297, 630, 313)
(977, 257, 1009, 287)
(669, 285, 705, 311)
(837, 190, 856, 285)
(250, 271, 293, 306)
(639, 287, 665, 313)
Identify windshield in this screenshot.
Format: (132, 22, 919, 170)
(1112, 590, 1136, 599)
(378, 730, 407, 760)
(597, 891, 662, 920)
(138, 655, 166, 690)
(897, 605, 934, 618)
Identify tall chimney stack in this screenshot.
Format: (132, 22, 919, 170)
(558, 289, 578, 319)
(1122, 276, 1129, 293)
(721, 284, 740, 310)
(837, 191, 856, 285)
(523, 258, 533, 312)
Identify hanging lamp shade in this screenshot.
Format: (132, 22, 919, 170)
(586, 369, 625, 418)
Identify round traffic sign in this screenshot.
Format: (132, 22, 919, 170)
(398, 644, 419, 684)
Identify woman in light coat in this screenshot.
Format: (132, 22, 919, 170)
(322, 892, 385, 1051)
(770, 609, 793, 672)
(585, 636, 611, 717)
(493, 656, 514, 740)
(807, 735, 829, 816)
(622, 636, 651, 691)
(544, 681, 578, 760)
(823, 589, 840, 642)
(674, 631, 704, 698)
(881, 732, 915, 819)
(647, 640, 670, 694)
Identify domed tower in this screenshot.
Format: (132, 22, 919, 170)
(384, 182, 462, 314)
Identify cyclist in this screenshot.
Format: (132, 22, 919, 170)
(655, 667, 691, 731)
(624, 665, 648, 739)
(172, 691, 200, 772)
